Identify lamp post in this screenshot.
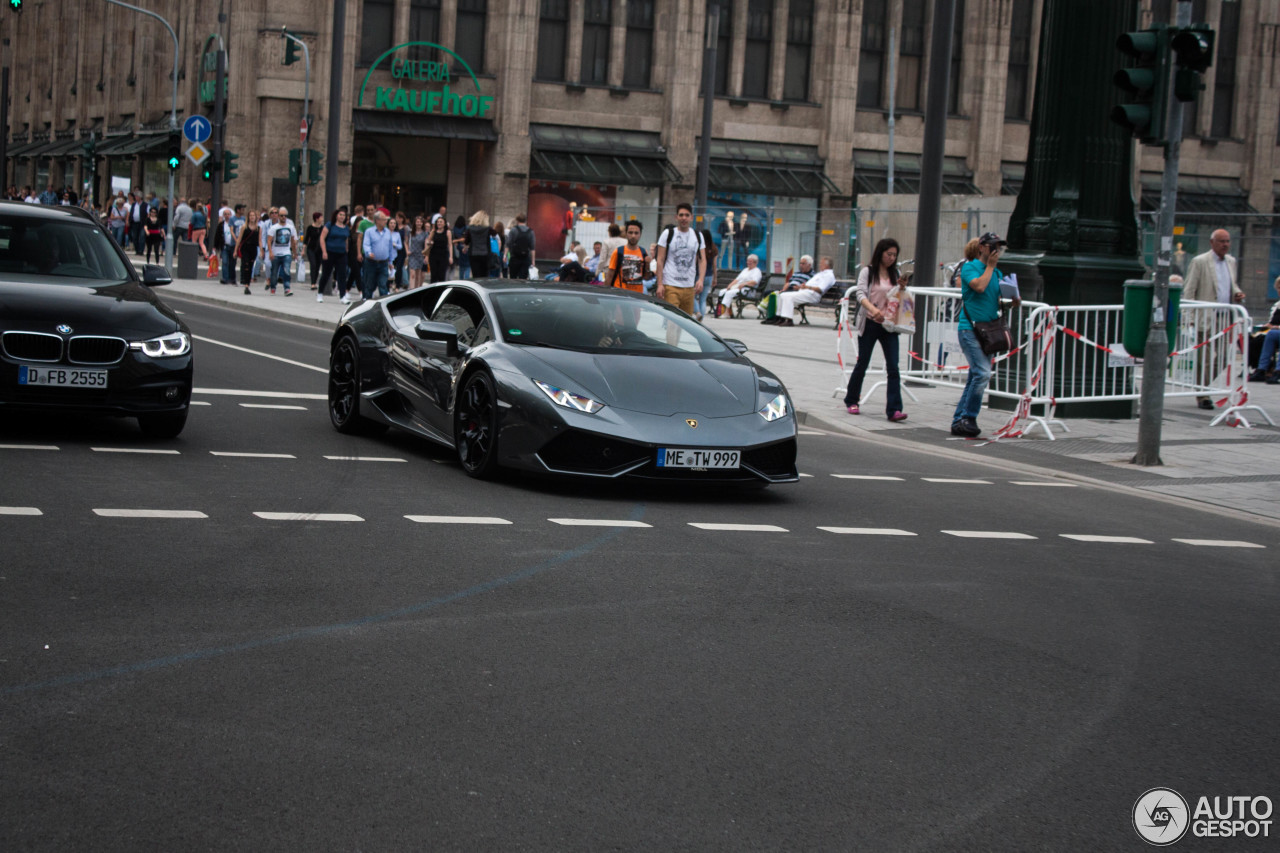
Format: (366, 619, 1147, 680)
(282, 28, 311, 225)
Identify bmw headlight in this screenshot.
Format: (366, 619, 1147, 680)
(130, 332, 191, 358)
(758, 393, 789, 422)
(535, 380, 606, 414)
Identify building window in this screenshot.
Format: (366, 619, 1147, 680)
(857, 0, 887, 108)
(455, 0, 487, 73)
(623, 0, 655, 89)
(897, 0, 926, 112)
(409, 0, 441, 61)
(359, 0, 395, 65)
(742, 0, 773, 99)
(708, 0, 733, 96)
(783, 0, 813, 102)
(581, 0, 611, 85)
(948, 0, 966, 115)
(1005, 0, 1033, 120)
(1210, 0, 1239, 138)
(536, 0, 568, 81)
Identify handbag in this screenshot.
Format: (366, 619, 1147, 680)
(962, 303, 1012, 356)
(882, 284, 916, 335)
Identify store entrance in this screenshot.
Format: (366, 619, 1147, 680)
(352, 182, 447, 219)
(351, 133, 450, 220)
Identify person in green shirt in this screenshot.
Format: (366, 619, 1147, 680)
(952, 232, 1007, 438)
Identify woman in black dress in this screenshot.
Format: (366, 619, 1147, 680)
(234, 210, 261, 295)
(428, 215, 453, 283)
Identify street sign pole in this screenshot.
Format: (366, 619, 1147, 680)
(283, 29, 311, 226)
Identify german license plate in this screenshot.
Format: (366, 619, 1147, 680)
(18, 365, 108, 388)
(656, 448, 740, 469)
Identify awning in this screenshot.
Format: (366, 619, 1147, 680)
(707, 139, 838, 197)
(852, 149, 980, 195)
(529, 124, 680, 186)
(97, 135, 138, 156)
(9, 137, 49, 159)
(353, 109, 497, 142)
(44, 135, 85, 157)
(1139, 173, 1255, 214)
(121, 133, 168, 156)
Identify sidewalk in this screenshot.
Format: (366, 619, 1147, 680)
(155, 267, 1280, 522)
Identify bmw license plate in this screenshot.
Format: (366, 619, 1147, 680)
(656, 448, 740, 469)
(18, 365, 108, 388)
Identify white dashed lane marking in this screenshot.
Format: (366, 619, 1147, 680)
(210, 452, 297, 459)
(548, 518, 653, 528)
(0, 444, 58, 451)
(818, 527, 916, 536)
(0, 507, 42, 516)
(193, 388, 327, 399)
(1010, 481, 1078, 487)
(190, 401, 212, 406)
(1172, 539, 1265, 548)
(93, 509, 208, 519)
(1059, 535, 1153, 544)
(239, 403, 308, 411)
(923, 478, 992, 484)
(323, 456, 407, 463)
(831, 474, 904, 481)
(91, 447, 180, 455)
(689, 523, 788, 532)
(405, 515, 512, 525)
(254, 512, 364, 522)
(799, 473, 814, 478)
(942, 530, 1038, 540)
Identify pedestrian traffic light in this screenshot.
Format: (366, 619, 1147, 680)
(308, 150, 323, 185)
(1171, 24, 1215, 103)
(201, 161, 214, 182)
(8, 0, 22, 11)
(1112, 26, 1170, 145)
(283, 31, 301, 66)
(288, 148, 301, 185)
(223, 150, 239, 182)
(167, 131, 182, 171)
(81, 133, 95, 159)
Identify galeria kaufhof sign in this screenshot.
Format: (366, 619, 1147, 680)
(358, 42, 494, 118)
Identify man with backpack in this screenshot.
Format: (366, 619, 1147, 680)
(604, 220, 648, 292)
(655, 203, 706, 318)
(507, 213, 536, 279)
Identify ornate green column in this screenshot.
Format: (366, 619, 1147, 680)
(1001, 0, 1147, 416)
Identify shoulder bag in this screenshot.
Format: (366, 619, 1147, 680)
(962, 302, 1012, 356)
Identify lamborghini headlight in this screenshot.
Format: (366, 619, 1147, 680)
(535, 380, 606, 414)
(758, 393, 789, 422)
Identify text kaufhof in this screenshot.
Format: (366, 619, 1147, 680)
(1192, 796, 1272, 838)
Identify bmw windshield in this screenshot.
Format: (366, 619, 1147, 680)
(0, 214, 133, 283)
(491, 291, 736, 357)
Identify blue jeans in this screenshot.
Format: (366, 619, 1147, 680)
(1259, 330, 1280, 372)
(953, 328, 993, 423)
(695, 283, 709, 317)
(457, 252, 471, 279)
(269, 255, 292, 291)
(844, 322, 902, 415)
(362, 258, 389, 299)
(220, 245, 237, 283)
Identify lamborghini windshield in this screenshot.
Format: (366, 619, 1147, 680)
(491, 291, 735, 356)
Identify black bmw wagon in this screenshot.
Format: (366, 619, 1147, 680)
(0, 201, 192, 437)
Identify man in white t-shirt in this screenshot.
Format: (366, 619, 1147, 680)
(714, 253, 763, 318)
(265, 206, 299, 295)
(772, 256, 837, 326)
(655, 203, 706, 319)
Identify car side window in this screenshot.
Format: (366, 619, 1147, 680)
(430, 289, 486, 349)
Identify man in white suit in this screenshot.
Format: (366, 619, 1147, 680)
(1183, 229, 1244, 408)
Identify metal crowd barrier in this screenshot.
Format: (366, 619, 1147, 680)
(832, 288, 1272, 437)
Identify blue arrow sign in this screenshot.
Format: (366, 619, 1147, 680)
(182, 115, 212, 145)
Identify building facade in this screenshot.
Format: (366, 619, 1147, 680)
(3, 1, 1278, 290)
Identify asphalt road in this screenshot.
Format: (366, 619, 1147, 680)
(2, 296, 1277, 851)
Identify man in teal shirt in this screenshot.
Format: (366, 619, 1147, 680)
(952, 232, 1007, 437)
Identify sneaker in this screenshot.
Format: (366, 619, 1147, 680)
(269, 288, 276, 294)
(888, 411, 908, 422)
(950, 418, 981, 438)
(285, 290, 293, 297)
(340, 295, 351, 304)
(1268, 374, 1280, 385)
(846, 404, 860, 415)
(1248, 369, 1268, 382)
(243, 286, 251, 295)
(316, 293, 324, 302)
(963, 417, 982, 436)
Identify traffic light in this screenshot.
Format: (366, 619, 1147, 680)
(1111, 26, 1171, 145)
(201, 161, 214, 182)
(283, 31, 301, 66)
(223, 150, 239, 182)
(80, 134, 95, 159)
(288, 148, 301, 185)
(8, 0, 22, 11)
(166, 131, 182, 172)
(1171, 24, 1215, 103)
(308, 150, 323, 185)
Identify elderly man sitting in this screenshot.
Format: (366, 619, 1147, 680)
(762, 256, 836, 326)
(714, 253, 762, 317)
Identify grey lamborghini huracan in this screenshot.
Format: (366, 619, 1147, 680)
(327, 280, 798, 484)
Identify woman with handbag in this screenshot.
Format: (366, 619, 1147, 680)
(952, 232, 1012, 438)
(843, 238, 908, 422)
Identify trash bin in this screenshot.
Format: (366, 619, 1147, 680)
(1122, 278, 1183, 358)
(176, 240, 200, 280)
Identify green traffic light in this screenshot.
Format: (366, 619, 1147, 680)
(167, 156, 181, 170)
(9, 0, 22, 10)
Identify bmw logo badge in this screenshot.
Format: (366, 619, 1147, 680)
(56, 324, 73, 335)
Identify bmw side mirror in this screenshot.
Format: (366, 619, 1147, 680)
(142, 264, 173, 286)
(723, 338, 749, 356)
(415, 320, 460, 357)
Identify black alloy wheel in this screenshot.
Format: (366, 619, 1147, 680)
(137, 409, 188, 439)
(329, 335, 384, 434)
(455, 370, 500, 478)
